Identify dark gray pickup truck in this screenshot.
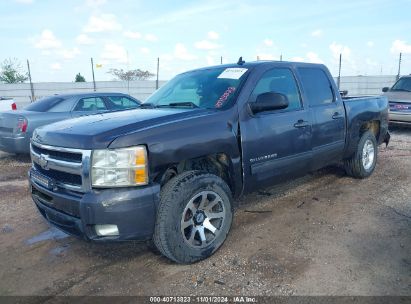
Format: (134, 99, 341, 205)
(28, 60, 390, 263)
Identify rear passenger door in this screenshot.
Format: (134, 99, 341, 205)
(71, 96, 108, 117)
(297, 67, 346, 169)
(240, 67, 312, 192)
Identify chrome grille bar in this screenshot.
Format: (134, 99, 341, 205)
(30, 141, 92, 193)
(31, 152, 82, 174)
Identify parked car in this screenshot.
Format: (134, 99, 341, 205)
(0, 92, 141, 154)
(382, 75, 411, 124)
(0, 97, 17, 112)
(29, 61, 390, 264)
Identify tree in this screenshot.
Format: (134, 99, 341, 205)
(108, 68, 155, 81)
(75, 73, 86, 82)
(0, 58, 28, 84)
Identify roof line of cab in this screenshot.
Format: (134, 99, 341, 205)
(51, 92, 132, 98)
(182, 60, 327, 74)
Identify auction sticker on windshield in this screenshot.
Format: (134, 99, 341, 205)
(217, 68, 248, 79)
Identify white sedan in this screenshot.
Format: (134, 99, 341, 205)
(0, 98, 17, 112)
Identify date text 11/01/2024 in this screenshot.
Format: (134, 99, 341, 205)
(149, 296, 257, 302)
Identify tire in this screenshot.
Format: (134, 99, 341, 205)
(153, 171, 233, 264)
(344, 130, 378, 178)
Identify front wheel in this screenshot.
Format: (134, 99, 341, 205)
(153, 171, 233, 264)
(344, 130, 378, 178)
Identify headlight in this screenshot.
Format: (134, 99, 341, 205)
(91, 146, 148, 187)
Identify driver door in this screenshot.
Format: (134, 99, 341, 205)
(239, 67, 312, 192)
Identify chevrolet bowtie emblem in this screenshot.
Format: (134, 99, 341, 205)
(38, 154, 50, 170)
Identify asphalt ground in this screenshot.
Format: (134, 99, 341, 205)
(0, 125, 410, 296)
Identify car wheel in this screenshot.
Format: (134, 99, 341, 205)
(153, 171, 233, 264)
(344, 130, 378, 178)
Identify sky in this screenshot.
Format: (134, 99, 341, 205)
(1, 0, 411, 82)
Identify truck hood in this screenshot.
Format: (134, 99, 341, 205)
(383, 91, 411, 102)
(32, 108, 213, 149)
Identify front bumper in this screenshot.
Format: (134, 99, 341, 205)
(389, 111, 411, 124)
(29, 169, 160, 241)
(0, 134, 30, 154)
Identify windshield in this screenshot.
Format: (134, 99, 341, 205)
(391, 77, 411, 92)
(144, 66, 248, 109)
(24, 96, 64, 112)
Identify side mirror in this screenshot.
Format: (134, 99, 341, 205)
(339, 90, 348, 97)
(382, 87, 389, 93)
(249, 92, 289, 114)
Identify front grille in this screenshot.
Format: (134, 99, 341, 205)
(31, 144, 82, 163)
(30, 141, 92, 192)
(34, 163, 82, 186)
(389, 102, 411, 113)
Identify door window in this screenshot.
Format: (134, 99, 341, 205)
(74, 97, 107, 112)
(298, 68, 334, 106)
(106, 96, 140, 109)
(251, 68, 302, 111)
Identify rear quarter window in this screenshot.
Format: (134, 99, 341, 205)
(24, 96, 64, 112)
(298, 68, 334, 106)
(48, 98, 77, 112)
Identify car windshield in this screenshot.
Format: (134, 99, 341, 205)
(144, 66, 249, 109)
(24, 96, 64, 112)
(391, 77, 411, 92)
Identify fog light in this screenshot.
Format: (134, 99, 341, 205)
(95, 224, 119, 236)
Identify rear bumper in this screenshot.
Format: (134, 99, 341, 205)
(0, 134, 30, 154)
(29, 170, 160, 242)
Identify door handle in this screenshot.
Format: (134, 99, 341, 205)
(332, 112, 343, 119)
(294, 119, 309, 128)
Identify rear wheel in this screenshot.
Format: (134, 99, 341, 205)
(153, 171, 233, 264)
(344, 131, 378, 178)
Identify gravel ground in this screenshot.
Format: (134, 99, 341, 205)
(0, 126, 410, 296)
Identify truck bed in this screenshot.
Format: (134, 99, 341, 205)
(343, 95, 389, 157)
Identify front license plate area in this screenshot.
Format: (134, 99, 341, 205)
(30, 169, 55, 190)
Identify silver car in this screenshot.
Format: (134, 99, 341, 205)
(382, 75, 411, 124)
(0, 92, 141, 154)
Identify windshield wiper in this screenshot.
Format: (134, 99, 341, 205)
(159, 102, 199, 108)
(139, 103, 157, 108)
(391, 88, 411, 92)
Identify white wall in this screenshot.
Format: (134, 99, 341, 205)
(0, 76, 398, 109)
(334, 75, 397, 96)
(0, 80, 166, 108)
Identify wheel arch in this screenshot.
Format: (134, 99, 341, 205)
(154, 153, 239, 198)
(344, 119, 381, 159)
(359, 120, 380, 141)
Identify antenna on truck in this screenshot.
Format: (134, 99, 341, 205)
(237, 56, 245, 65)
